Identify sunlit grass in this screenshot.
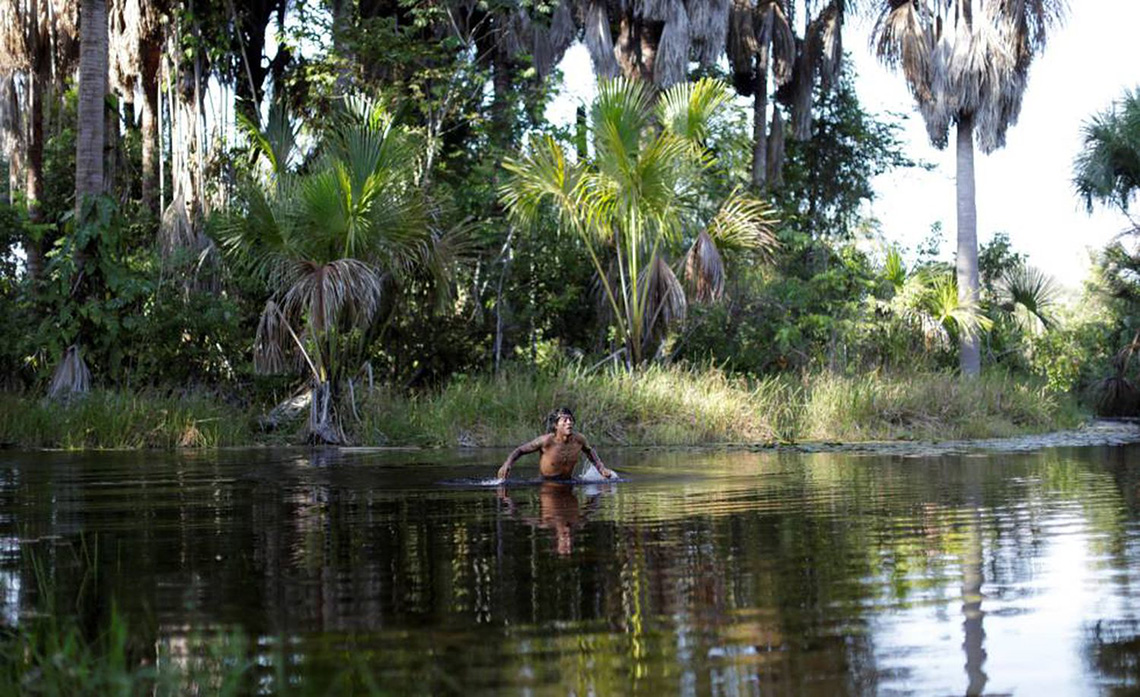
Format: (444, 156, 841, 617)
(800, 369, 1085, 441)
(356, 364, 1082, 446)
(0, 366, 1085, 449)
(356, 363, 787, 447)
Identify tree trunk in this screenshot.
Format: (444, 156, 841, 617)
(76, 0, 108, 207)
(140, 36, 161, 215)
(750, 66, 768, 189)
(52, 0, 108, 399)
(956, 115, 981, 376)
(25, 69, 47, 283)
(307, 379, 348, 445)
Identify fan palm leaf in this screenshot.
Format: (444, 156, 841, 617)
(703, 189, 779, 258)
(998, 263, 1057, 334)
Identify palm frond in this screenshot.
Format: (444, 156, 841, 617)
(689, 0, 729, 66)
(254, 299, 307, 375)
(500, 135, 582, 233)
(998, 263, 1058, 334)
(280, 258, 388, 339)
(930, 273, 993, 340)
(653, 0, 691, 87)
(237, 98, 300, 181)
(656, 77, 732, 145)
(1073, 89, 1140, 213)
(592, 79, 654, 166)
(883, 247, 906, 289)
(703, 190, 779, 259)
(420, 218, 480, 312)
(769, 0, 796, 85)
(583, 0, 621, 78)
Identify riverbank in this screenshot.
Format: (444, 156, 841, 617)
(0, 366, 1089, 450)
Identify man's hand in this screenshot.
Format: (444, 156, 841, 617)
(497, 463, 512, 481)
(596, 463, 616, 479)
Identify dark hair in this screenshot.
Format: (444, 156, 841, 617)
(546, 407, 574, 433)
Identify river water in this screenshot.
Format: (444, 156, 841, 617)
(1, 445, 1139, 695)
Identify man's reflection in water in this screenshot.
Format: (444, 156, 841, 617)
(497, 481, 610, 555)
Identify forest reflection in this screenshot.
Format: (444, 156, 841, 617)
(0, 446, 1138, 694)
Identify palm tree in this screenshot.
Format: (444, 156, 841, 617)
(218, 97, 444, 444)
(46, 0, 106, 399)
(872, 0, 1064, 376)
(1073, 88, 1140, 228)
(501, 77, 778, 367)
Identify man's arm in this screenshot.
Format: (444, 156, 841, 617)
(580, 436, 615, 478)
(497, 436, 546, 480)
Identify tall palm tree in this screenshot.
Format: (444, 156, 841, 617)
(218, 97, 446, 444)
(47, 0, 106, 399)
(872, 0, 1064, 376)
(501, 77, 778, 367)
(1073, 88, 1140, 227)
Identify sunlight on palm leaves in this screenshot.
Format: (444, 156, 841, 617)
(501, 77, 777, 367)
(883, 248, 907, 290)
(930, 274, 993, 341)
(885, 266, 992, 350)
(656, 77, 731, 148)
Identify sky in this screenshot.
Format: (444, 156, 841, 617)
(548, 2, 1140, 290)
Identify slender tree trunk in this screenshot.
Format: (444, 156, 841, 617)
(750, 67, 768, 189)
(140, 38, 161, 214)
(25, 70, 47, 283)
(956, 115, 981, 376)
(6, 149, 17, 204)
(76, 0, 108, 207)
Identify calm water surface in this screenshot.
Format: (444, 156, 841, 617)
(1, 445, 1140, 695)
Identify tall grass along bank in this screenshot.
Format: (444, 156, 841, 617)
(0, 391, 255, 449)
(0, 367, 1084, 449)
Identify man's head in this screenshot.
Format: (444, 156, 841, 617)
(546, 407, 575, 436)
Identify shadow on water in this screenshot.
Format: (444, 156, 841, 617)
(0, 445, 1139, 694)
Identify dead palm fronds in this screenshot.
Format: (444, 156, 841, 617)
(47, 344, 91, 400)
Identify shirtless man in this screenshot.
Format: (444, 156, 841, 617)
(496, 407, 616, 481)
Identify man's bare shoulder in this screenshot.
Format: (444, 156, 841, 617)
(572, 433, 591, 448)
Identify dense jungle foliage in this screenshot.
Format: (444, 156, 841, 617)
(0, 0, 1136, 445)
